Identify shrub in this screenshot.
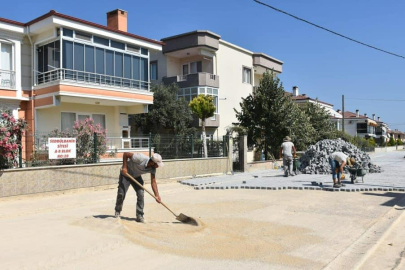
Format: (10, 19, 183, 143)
(388, 137, 396, 146)
(0, 110, 28, 169)
(397, 139, 403, 146)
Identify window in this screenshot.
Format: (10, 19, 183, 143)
(243, 67, 251, 84)
(62, 40, 73, 69)
(150, 61, 157, 80)
(75, 31, 92, 42)
(105, 50, 114, 76)
(182, 61, 202, 75)
(141, 48, 148, 55)
(182, 64, 189, 75)
(1, 43, 12, 71)
(61, 112, 76, 131)
(74, 43, 84, 71)
(111, 40, 125, 50)
(178, 87, 218, 113)
(61, 113, 106, 130)
(127, 45, 140, 53)
(357, 123, 367, 134)
(85, 45, 94, 73)
(63, 28, 73, 37)
(94, 36, 109, 46)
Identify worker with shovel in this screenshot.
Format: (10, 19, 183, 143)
(114, 152, 164, 223)
(329, 152, 356, 188)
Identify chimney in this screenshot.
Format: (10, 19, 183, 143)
(302, 94, 306, 96)
(372, 114, 375, 120)
(292, 86, 299, 97)
(364, 113, 367, 117)
(378, 116, 380, 121)
(107, 9, 128, 32)
(337, 109, 342, 114)
(356, 110, 359, 117)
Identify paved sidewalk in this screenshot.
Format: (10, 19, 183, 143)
(181, 151, 405, 192)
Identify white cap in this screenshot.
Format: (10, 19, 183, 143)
(151, 153, 164, 167)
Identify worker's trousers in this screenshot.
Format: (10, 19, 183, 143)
(329, 158, 341, 180)
(114, 173, 144, 217)
(283, 155, 293, 176)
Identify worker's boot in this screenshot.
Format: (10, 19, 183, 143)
(115, 211, 120, 218)
(136, 215, 145, 223)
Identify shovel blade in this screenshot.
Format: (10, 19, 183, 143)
(176, 213, 199, 226)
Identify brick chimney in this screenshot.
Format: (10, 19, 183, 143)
(372, 114, 375, 120)
(356, 110, 359, 117)
(364, 113, 367, 117)
(378, 116, 380, 121)
(292, 86, 299, 97)
(337, 109, 342, 114)
(107, 9, 128, 32)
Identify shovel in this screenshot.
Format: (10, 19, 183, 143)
(123, 172, 199, 226)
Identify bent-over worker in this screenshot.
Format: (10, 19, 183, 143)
(329, 152, 356, 188)
(114, 152, 164, 223)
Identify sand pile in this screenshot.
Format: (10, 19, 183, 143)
(73, 200, 323, 268)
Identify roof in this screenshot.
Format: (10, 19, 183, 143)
(161, 30, 221, 41)
(0, 10, 164, 46)
(288, 93, 334, 107)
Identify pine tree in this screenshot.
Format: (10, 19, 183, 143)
(235, 71, 315, 158)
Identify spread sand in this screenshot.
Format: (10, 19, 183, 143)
(73, 200, 323, 268)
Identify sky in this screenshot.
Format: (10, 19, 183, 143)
(2, 0, 405, 130)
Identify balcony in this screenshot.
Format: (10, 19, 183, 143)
(36, 68, 150, 91)
(192, 114, 220, 128)
(0, 69, 16, 89)
(163, 72, 219, 88)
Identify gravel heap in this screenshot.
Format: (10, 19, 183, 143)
(299, 138, 382, 174)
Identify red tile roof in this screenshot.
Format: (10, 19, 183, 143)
(1, 10, 164, 46)
(288, 93, 334, 107)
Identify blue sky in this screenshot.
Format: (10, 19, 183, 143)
(2, 0, 405, 130)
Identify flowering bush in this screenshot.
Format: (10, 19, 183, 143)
(0, 110, 28, 169)
(73, 118, 107, 163)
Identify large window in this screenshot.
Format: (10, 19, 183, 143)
(177, 87, 219, 113)
(0, 42, 13, 88)
(243, 67, 251, 84)
(357, 123, 367, 134)
(61, 112, 106, 131)
(37, 28, 151, 90)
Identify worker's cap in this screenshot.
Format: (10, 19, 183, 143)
(347, 157, 356, 166)
(151, 153, 164, 167)
(283, 136, 291, 142)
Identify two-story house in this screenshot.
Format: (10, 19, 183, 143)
(331, 110, 379, 140)
(0, 9, 163, 159)
(149, 30, 283, 138)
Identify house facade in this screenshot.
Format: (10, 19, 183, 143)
(149, 30, 283, 138)
(0, 9, 162, 159)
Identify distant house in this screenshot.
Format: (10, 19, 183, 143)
(387, 129, 405, 142)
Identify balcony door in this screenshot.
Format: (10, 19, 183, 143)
(0, 43, 12, 88)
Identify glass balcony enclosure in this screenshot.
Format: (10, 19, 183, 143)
(36, 28, 150, 91)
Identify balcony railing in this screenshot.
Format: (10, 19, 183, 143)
(0, 69, 16, 89)
(163, 72, 219, 88)
(36, 68, 150, 91)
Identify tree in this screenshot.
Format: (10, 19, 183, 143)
(299, 101, 336, 143)
(189, 94, 216, 158)
(131, 84, 195, 135)
(388, 136, 396, 146)
(235, 71, 315, 158)
(397, 138, 403, 146)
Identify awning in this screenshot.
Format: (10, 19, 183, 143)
(367, 119, 378, 127)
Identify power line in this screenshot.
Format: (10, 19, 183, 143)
(346, 98, 405, 102)
(253, 0, 405, 60)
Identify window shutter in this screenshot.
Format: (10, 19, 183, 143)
(197, 61, 202, 72)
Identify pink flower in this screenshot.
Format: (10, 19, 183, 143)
(6, 132, 10, 137)
(10, 117, 15, 123)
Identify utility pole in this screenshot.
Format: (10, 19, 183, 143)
(342, 95, 345, 133)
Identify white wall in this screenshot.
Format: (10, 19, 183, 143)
(35, 103, 116, 133)
(216, 41, 254, 136)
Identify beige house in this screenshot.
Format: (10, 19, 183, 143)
(150, 30, 283, 138)
(0, 9, 162, 159)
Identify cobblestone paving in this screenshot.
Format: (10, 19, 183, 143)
(180, 151, 405, 192)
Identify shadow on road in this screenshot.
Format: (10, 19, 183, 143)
(361, 192, 405, 209)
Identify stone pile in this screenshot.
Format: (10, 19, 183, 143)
(299, 138, 382, 174)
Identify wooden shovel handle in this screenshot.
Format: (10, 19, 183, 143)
(122, 171, 178, 217)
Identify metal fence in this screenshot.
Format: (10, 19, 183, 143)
(16, 132, 229, 168)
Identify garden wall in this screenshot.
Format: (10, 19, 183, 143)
(374, 146, 404, 153)
(0, 157, 228, 197)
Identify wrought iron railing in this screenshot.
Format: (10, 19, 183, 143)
(36, 68, 150, 91)
(0, 69, 16, 89)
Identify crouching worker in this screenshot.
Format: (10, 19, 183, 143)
(114, 152, 164, 223)
(329, 152, 356, 188)
(279, 136, 297, 177)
